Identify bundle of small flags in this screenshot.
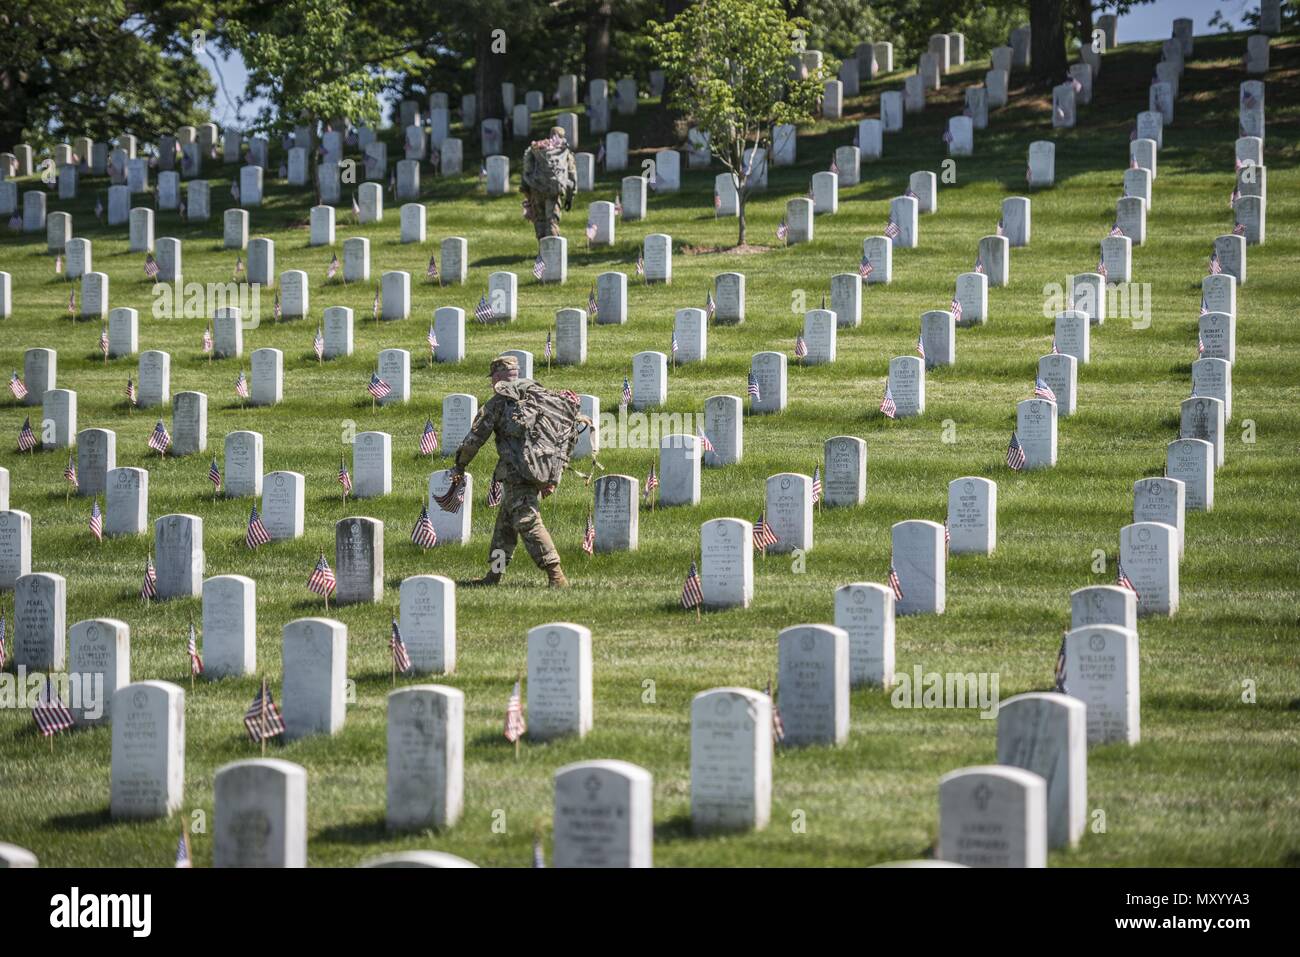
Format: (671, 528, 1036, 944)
(433, 473, 465, 513)
(410, 505, 437, 548)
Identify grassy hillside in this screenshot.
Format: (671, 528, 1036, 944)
(0, 29, 1296, 867)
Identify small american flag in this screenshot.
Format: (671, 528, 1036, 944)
(148, 420, 172, 454)
(244, 678, 286, 742)
(747, 372, 760, 402)
(33, 677, 74, 737)
(943, 518, 950, 555)
(860, 254, 873, 279)
(829, 155, 839, 175)
(587, 284, 599, 322)
(433, 473, 465, 513)
(1116, 561, 1140, 602)
(974, 256, 985, 275)
(372, 285, 380, 320)
(996, 219, 1005, 237)
(246, 504, 270, 549)
(427, 323, 438, 353)
(533, 254, 545, 279)
(942, 128, 954, 145)
(888, 562, 904, 600)
(596, 143, 607, 166)
(681, 561, 703, 609)
(410, 505, 438, 548)
(1197, 332, 1205, 356)
(55, 254, 62, 274)
(1208, 253, 1222, 275)
(1052, 336, 1061, 354)
(697, 425, 714, 454)
(9, 371, 28, 399)
(98, 326, 109, 355)
(586, 221, 597, 242)
(68, 287, 76, 315)
(141, 555, 158, 600)
(1130, 127, 1137, 141)
(427, 254, 439, 281)
(884, 218, 900, 239)
(474, 295, 493, 323)
(486, 478, 504, 507)
(811, 466, 822, 504)
(794, 334, 808, 359)
(235, 370, 249, 399)
(144, 253, 160, 279)
(202, 325, 213, 353)
(622, 377, 632, 407)
(367, 373, 391, 400)
(1233, 223, 1246, 236)
(671, 327, 679, 355)
(713, 190, 721, 211)
(545, 332, 553, 361)
(63, 454, 78, 490)
(390, 618, 413, 673)
(776, 219, 788, 242)
(18, 417, 37, 452)
(273, 294, 281, 321)
(231, 181, 240, 202)
(644, 465, 659, 501)
(125, 376, 137, 405)
(766, 680, 785, 743)
(314, 326, 325, 359)
(1109, 222, 1124, 237)
(338, 458, 352, 495)
(581, 512, 595, 554)
(1200, 296, 1209, 317)
(95, 196, 104, 220)
(1097, 256, 1108, 280)
(187, 621, 204, 675)
(89, 499, 103, 542)
(705, 288, 716, 320)
(208, 458, 222, 491)
(950, 296, 963, 324)
(6, 213, 20, 231)
(308, 554, 336, 597)
(1130, 153, 1139, 170)
(635, 252, 645, 276)
(916, 334, 926, 359)
(880, 382, 897, 419)
(1069, 74, 1083, 93)
(504, 680, 526, 742)
(753, 512, 779, 551)
(1054, 632, 1068, 693)
(176, 830, 192, 868)
(1006, 431, 1027, 471)
(1034, 376, 1057, 403)
(419, 419, 439, 455)
(327, 253, 339, 279)
(614, 194, 622, 217)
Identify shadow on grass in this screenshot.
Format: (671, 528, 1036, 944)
(316, 816, 388, 846)
(47, 807, 114, 833)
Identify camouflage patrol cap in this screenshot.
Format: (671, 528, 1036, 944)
(550, 126, 567, 141)
(489, 354, 520, 377)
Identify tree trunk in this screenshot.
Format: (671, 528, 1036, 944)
(737, 191, 747, 247)
(585, 2, 612, 82)
(1076, 0, 1094, 48)
(476, 28, 505, 121)
(1029, 0, 1068, 87)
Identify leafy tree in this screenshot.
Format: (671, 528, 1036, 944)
(225, 0, 383, 135)
(0, 1, 214, 152)
(650, 0, 829, 246)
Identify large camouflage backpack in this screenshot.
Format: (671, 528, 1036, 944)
(495, 380, 591, 487)
(522, 139, 576, 197)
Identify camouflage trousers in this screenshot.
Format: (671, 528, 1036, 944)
(532, 194, 562, 240)
(489, 482, 561, 572)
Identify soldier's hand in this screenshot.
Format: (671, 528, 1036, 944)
(540, 482, 557, 499)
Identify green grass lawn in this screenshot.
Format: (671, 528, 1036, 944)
(0, 30, 1296, 867)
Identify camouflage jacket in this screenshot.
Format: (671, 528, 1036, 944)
(453, 378, 535, 483)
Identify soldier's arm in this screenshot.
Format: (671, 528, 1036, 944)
(453, 400, 498, 470)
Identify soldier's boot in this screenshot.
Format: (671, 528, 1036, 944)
(468, 570, 504, 587)
(546, 564, 569, 589)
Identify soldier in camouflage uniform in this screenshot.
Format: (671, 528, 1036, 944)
(453, 355, 568, 587)
(521, 126, 577, 241)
